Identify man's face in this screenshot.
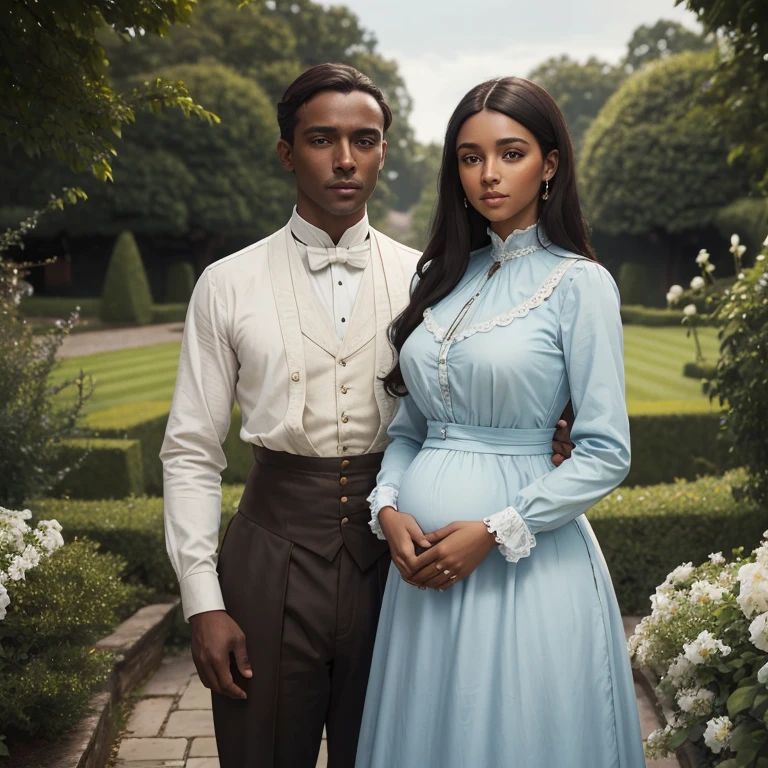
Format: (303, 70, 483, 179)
(277, 90, 387, 225)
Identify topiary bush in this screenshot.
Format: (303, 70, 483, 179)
(100, 232, 154, 325)
(618, 262, 661, 307)
(166, 261, 195, 304)
(0, 539, 140, 743)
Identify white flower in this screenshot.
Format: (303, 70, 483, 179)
(749, 613, 768, 652)
(705, 263, 716, 273)
(737, 562, 768, 617)
(704, 716, 732, 754)
(666, 284, 684, 305)
(677, 687, 715, 715)
(690, 276, 706, 291)
(709, 552, 725, 565)
(645, 724, 675, 758)
(683, 630, 731, 665)
(689, 580, 727, 605)
(696, 249, 711, 265)
(737, 245, 747, 258)
(763, 234, 768, 247)
(759, 661, 768, 685)
(731, 234, 740, 248)
(665, 655, 695, 689)
(683, 304, 697, 317)
(667, 562, 695, 585)
(7, 554, 27, 581)
(0, 583, 9, 620)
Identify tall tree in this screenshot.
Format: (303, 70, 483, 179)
(579, 50, 747, 285)
(623, 20, 712, 73)
(0, 0, 219, 180)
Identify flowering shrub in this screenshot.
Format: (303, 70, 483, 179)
(630, 534, 768, 765)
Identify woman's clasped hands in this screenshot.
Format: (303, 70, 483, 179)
(378, 506, 497, 591)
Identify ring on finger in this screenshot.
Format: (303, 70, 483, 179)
(435, 563, 443, 571)
(450, 574, 458, 580)
(443, 569, 451, 575)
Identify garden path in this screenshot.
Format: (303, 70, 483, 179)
(58, 322, 184, 358)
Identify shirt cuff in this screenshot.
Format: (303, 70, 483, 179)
(366, 484, 399, 540)
(179, 570, 226, 621)
(483, 506, 537, 563)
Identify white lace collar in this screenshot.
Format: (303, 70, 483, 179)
(487, 222, 550, 263)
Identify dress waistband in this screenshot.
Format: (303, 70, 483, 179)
(424, 421, 554, 456)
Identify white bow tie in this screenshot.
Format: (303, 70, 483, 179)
(306, 242, 370, 272)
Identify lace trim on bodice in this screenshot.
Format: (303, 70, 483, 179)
(488, 224, 551, 264)
(423, 258, 577, 344)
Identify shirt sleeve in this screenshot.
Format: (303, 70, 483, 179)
(160, 269, 238, 620)
(484, 262, 631, 561)
(367, 393, 428, 539)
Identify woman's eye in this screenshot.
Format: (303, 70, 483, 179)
(504, 150, 523, 160)
(462, 155, 481, 164)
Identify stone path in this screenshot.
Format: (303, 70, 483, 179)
(58, 322, 184, 358)
(112, 619, 677, 768)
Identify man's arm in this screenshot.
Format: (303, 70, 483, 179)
(552, 399, 575, 467)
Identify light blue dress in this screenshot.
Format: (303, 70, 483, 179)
(356, 224, 645, 768)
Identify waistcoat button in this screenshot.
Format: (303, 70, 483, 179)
(291, 372, 300, 382)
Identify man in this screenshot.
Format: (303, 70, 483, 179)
(161, 63, 573, 768)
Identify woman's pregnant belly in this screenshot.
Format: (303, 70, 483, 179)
(396, 447, 555, 534)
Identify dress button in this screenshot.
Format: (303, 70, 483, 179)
(341, 386, 348, 394)
(341, 517, 349, 525)
(341, 496, 348, 503)
(340, 477, 348, 486)
(341, 459, 350, 469)
(291, 372, 300, 382)
(439, 359, 446, 365)
(342, 446, 349, 452)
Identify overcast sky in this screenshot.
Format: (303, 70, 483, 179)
(339, 0, 702, 143)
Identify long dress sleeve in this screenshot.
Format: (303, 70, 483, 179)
(484, 262, 630, 562)
(160, 269, 238, 620)
(367, 394, 428, 539)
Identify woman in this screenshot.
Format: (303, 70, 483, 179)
(355, 78, 645, 767)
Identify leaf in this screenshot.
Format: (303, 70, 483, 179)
(667, 727, 690, 751)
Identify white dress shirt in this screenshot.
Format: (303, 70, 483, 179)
(291, 207, 370, 339)
(160, 220, 420, 619)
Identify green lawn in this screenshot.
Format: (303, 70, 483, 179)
(55, 326, 722, 416)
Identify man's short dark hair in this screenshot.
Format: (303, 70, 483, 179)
(277, 63, 393, 144)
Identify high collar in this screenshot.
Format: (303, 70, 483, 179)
(487, 222, 550, 263)
(290, 206, 370, 249)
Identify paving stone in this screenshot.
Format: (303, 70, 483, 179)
(114, 762, 185, 767)
(187, 759, 220, 768)
(117, 738, 187, 761)
(125, 697, 174, 737)
(178, 676, 211, 710)
(163, 709, 215, 738)
(189, 737, 218, 757)
(141, 651, 197, 696)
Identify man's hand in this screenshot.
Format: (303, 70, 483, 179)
(378, 506, 432, 587)
(190, 610, 252, 700)
(552, 418, 574, 467)
(411, 521, 497, 590)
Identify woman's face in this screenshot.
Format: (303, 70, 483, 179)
(456, 109, 558, 239)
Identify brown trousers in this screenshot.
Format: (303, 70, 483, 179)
(212, 447, 390, 768)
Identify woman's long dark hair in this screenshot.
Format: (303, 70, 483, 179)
(383, 76, 596, 397)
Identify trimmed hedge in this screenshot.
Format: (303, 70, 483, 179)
(33, 470, 761, 616)
(53, 438, 144, 499)
(19, 297, 101, 318)
(100, 232, 154, 325)
(166, 262, 195, 304)
(621, 304, 685, 326)
(682, 360, 718, 380)
(618, 263, 661, 308)
(589, 469, 764, 614)
(1, 539, 140, 742)
(626, 411, 734, 486)
(152, 302, 188, 324)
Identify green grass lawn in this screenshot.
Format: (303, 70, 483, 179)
(55, 326, 722, 416)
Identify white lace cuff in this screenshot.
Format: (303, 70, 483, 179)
(367, 484, 399, 540)
(483, 506, 536, 563)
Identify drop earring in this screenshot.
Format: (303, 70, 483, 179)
(463, 197, 468, 209)
(541, 180, 550, 201)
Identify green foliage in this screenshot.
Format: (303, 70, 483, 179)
(621, 305, 687, 326)
(676, 0, 768, 191)
(0, 539, 140, 742)
(166, 262, 195, 303)
(0, 195, 92, 507)
(618, 262, 661, 307)
(152, 303, 189, 323)
(590, 469, 763, 614)
(0, 0, 219, 181)
(100, 232, 154, 324)
(528, 55, 626, 155)
(18, 297, 101, 318)
(683, 361, 718, 380)
(31, 489, 244, 594)
(715, 199, 768, 261)
(710, 242, 768, 507)
(581, 50, 747, 240)
(627, 411, 735, 486)
(623, 19, 712, 73)
(52, 438, 145, 499)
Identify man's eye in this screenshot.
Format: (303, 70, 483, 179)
(358, 139, 375, 147)
(312, 138, 330, 145)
